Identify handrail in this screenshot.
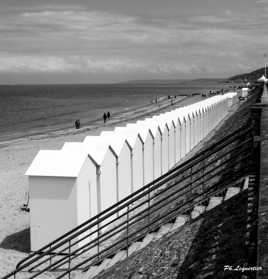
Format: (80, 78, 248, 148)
(28, 141, 252, 276)
(2, 106, 256, 279)
(16, 124, 251, 267)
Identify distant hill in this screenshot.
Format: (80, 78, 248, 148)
(120, 78, 225, 86)
(229, 67, 266, 83)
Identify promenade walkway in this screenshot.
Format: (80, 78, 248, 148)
(257, 84, 268, 278)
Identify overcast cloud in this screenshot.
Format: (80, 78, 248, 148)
(0, 0, 267, 83)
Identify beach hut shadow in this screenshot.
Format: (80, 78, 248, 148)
(0, 227, 30, 253)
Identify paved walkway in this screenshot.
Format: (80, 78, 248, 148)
(257, 84, 268, 278)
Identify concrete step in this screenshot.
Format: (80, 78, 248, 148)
(106, 250, 127, 268)
(154, 223, 173, 239)
(97, 258, 111, 272)
(206, 197, 223, 211)
(224, 187, 240, 201)
(170, 215, 188, 232)
(128, 241, 142, 256)
(191, 205, 206, 219)
(83, 257, 111, 279)
(81, 180, 252, 279)
(82, 265, 98, 279)
(139, 233, 157, 249)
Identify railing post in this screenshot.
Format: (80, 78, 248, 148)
(97, 218, 100, 262)
(202, 158, 205, 194)
(147, 186, 151, 233)
(68, 240, 71, 279)
(126, 205, 129, 257)
(190, 166, 193, 194)
(49, 245, 52, 267)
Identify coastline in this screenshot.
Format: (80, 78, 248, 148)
(0, 94, 202, 276)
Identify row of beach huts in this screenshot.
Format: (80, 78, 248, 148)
(26, 91, 244, 250)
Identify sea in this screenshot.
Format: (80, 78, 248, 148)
(0, 81, 225, 142)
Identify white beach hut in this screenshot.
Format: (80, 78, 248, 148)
(100, 131, 132, 200)
(125, 123, 154, 185)
(150, 115, 170, 174)
(188, 103, 202, 146)
(63, 138, 117, 215)
(180, 108, 191, 155)
(199, 102, 207, 140)
(136, 119, 162, 180)
(168, 108, 185, 163)
(225, 92, 237, 109)
(195, 108, 202, 144)
(161, 112, 177, 168)
(175, 117, 183, 162)
(241, 88, 249, 98)
(187, 108, 196, 150)
(176, 108, 188, 159)
(114, 127, 144, 191)
(26, 149, 91, 251)
(81, 136, 118, 212)
(258, 75, 268, 83)
(204, 99, 213, 134)
(204, 101, 212, 136)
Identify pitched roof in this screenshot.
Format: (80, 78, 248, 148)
(114, 127, 143, 146)
(83, 136, 116, 165)
(25, 149, 88, 177)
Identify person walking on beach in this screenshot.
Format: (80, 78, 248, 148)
(107, 111, 111, 120)
(103, 112, 107, 123)
(74, 119, 80, 129)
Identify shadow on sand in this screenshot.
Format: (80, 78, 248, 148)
(0, 228, 30, 253)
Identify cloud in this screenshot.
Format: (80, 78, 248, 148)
(256, 0, 268, 4)
(0, 52, 227, 76)
(0, 54, 145, 73)
(0, 6, 267, 80)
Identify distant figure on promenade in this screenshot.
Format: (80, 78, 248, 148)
(103, 112, 107, 123)
(75, 119, 80, 129)
(107, 111, 111, 120)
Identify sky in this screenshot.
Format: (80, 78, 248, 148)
(0, 0, 268, 84)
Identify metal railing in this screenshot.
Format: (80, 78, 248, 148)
(2, 100, 259, 279)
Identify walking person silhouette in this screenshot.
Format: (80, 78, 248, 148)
(103, 112, 107, 123)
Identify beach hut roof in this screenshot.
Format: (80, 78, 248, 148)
(25, 149, 88, 177)
(224, 92, 237, 98)
(137, 119, 161, 136)
(150, 115, 169, 131)
(159, 111, 176, 127)
(258, 75, 268, 82)
(188, 103, 202, 116)
(100, 131, 131, 154)
(125, 123, 153, 141)
(114, 127, 143, 146)
(176, 107, 190, 122)
(83, 136, 116, 165)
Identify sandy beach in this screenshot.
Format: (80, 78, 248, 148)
(0, 93, 202, 276)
